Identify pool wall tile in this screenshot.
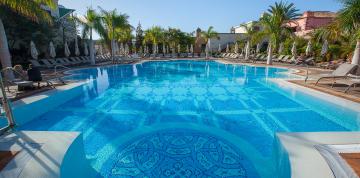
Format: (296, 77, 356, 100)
(13, 84, 86, 125)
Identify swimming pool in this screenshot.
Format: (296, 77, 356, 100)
(17, 60, 360, 177)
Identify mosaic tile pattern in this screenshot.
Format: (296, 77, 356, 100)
(107, 129, 257, 178)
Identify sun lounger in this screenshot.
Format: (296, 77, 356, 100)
(29, 60, 48, 68)
(259, 55, 267, 61)
(273, 55, 285, 62)
(80, 56, 90, 63)
(62, 58, 77, 65)
(69, 57, 82, 64)
(39, 59, 55, 68)
(280, 55, 290, 63)
(305, 63, 358, 84)
(48, 59, 61, 66)
(295, 57, 315, 66)
(1, 67, 34, 91)
(56, 58, 70, 66)
(332, 76, 360, 93)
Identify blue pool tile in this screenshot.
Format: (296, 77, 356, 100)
(272, 111, 348, 132)
(216, 114, 275, 156)
(159, 114, 198, 123)
(210, 99, 246, 111)
(162, 99, 196, 112)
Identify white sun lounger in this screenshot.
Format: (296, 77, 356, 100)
(332, 76, 360, 93)
(305, 63, 358, 85)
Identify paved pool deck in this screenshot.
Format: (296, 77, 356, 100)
(0, 131, 94, 178)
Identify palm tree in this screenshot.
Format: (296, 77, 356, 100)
(338, 0, 360, 64)
(201, 26, 218, 45)
(338, 0, 360, 33)
(240, 22, 262, 58)
(164, 28, 182, 51)
(0, 0, 55, 79)
(240, 22, 261, 45)
(260, 1, 299, 65)
(76, 8, 102, 65)
(98, 8, 131, 62)
(144, 26, 164, 53)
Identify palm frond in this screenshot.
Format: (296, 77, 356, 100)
(0, 0, 54, 23)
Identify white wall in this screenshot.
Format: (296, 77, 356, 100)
(209, 33, 246, 52)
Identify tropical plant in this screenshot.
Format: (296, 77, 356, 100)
(338, 0, 360, 34)
(76, 8, 102, 65)
(260, 1, 299, 64)
(201, 26, 218, 44)
(97, 7, 131, 60)
(143, 26, 164, 45)
(240, 22, 261, 45)
(310, 0, 360, 62)
(0, 0, 55, 78)
(164, 28, 181, 48)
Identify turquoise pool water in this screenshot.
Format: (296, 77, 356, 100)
(18, 60, 359, 177)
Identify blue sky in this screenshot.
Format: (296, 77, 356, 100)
(60, 0, 342, 39)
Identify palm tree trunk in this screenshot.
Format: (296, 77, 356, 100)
(0, 18, 14, 80)
(89, 28, 95, 65)
(351, 40, 360, 66)
(111, 39, 115, 63)
(267, 42, 273, 65)
(111, 26, 115, 63)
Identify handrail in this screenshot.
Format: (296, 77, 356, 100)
(54, 65, 70, 74)
(304, 64, 310, 83)
(0, 71, 15, 132)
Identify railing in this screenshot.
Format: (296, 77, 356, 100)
(52, 65, 70, 85)
(54, 64, 70, 74)
(0, 71, 15, 135)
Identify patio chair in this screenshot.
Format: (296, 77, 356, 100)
(1, 67, 33, 91)
(305, 63, 358, 85)
(27, 66, 55, 88)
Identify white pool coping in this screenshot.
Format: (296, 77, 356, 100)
(12, 82, 86, 107)
(270, 79, 360, 178)
(276, 132, 360, 178)
(270, 79, 360, 111)
(0, 131, 93, 178)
